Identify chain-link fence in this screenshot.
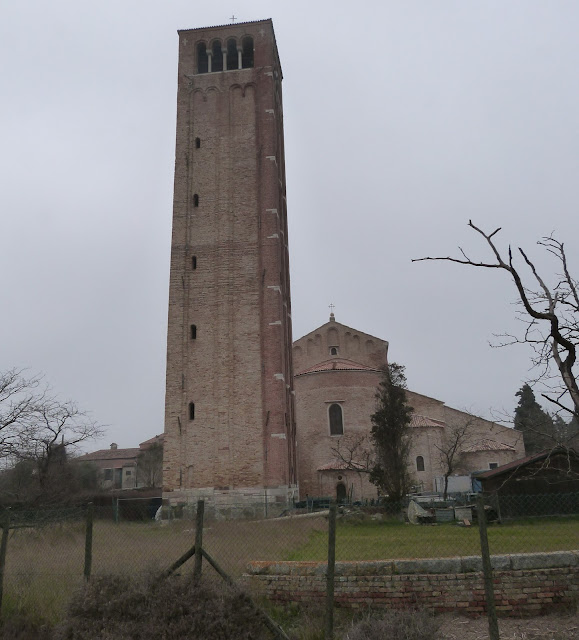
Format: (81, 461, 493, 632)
(0, 492, 576, 628)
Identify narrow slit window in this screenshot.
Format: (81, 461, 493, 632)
(192, 256, 197, 270)
(190, 324, 197, 339)
(329, 403, 343, 436)
(195, 137, 201, 148)
(197, 43, 208, 74)
(193, 194, 199, 207)
(188, 402, 195, 420)
(416, 456, 425, 472)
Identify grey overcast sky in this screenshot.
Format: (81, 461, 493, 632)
(2, 1, 579, 450)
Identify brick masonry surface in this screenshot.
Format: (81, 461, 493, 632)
(163, 19, 297, 506)
(243, 551, 579, 616)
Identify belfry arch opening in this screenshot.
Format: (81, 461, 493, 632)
(197, 43, 208, 74)
(241, 36, 254, 68)
(226, 38, 238, 70)
(211, 41, 224, 72)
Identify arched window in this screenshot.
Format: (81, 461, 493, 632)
(416, 456, 425, 472)
(211, 40, 223, 72)
(190, 324, 197, 339)
(241, 36, 254, 68)
(188, 402, 195, 420)
(197, 43, 208, 74)
(329, 403, 343, 436)
(226, 38, 238, 70)
(330, 347, 338, 356)
(193, 194, 199, 207)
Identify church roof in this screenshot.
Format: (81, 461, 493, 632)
(461, 439, 516, 453)
(293, 316, 387, 346)
(410, 415, 445, 428)
(296, 358, 380, 376)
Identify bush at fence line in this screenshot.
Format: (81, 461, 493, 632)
(343, 609, 440, 640)
(53, 574, 272, 640)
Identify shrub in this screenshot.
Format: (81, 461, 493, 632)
(343, 608, 440, 640)
(54, 574, 271, 640)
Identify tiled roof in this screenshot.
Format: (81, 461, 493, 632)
(317, 460, 367, 472)
(76, 448, 140, 462)
(178, 19, 271, 33)
(139, 434, 164, 449)
(474, 447, 578, 479)
(410, 415, 445, 428)
(462, 439, 516, 453)
(296, 358, 380, 376)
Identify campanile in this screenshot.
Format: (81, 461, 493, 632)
(163, 20, 297, 514)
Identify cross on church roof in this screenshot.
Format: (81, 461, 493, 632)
(329, 303, 335, 321)
(230, 15, 237, 23)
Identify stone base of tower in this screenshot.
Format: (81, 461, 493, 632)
(162, 484, 299, 520)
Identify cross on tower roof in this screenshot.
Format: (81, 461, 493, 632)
(329, 303, 335, 320)
(230, 15, 237, 23)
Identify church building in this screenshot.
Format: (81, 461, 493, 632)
(293, 314, 525, 502)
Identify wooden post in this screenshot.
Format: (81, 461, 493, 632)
(325, 502, 337, 640)
(113, 497, 119, 524)
(84, 502, 94, 581)
(477, 494, 500, 640)
(193, 500, 204, 582)
(0, 514, 10, 615)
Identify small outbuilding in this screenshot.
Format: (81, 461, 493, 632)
(475, 447, 579, 518)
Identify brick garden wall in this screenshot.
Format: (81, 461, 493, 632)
(244, 551, 579, 617)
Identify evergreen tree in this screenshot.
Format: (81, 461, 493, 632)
(369, 364, 414, 503)
(514, 384, 555, 454)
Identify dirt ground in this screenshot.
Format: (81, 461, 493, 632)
(438, 612, 579, 640)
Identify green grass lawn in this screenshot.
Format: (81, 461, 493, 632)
(285, 516, 579, 562)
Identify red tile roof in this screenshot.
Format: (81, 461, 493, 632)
(139, 434, 164, 449)
(462, 439, 516, 453)
(296, 358, 380, 376)
(474, 447, 577, 479)
(76, 448, 140, 462)
(410, 415, 445, 428)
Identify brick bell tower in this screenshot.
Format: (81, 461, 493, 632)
(163, 19, 297, 514)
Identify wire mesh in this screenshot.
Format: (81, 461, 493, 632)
(0, 492, 576, 618)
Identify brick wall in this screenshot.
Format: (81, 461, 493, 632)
(244, 551, 579, 616)
(163, 20, 297, 506)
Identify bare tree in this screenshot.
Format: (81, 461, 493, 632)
(0, 368, 103, 500)
(414, 221, 579, 431)
(137, 442, 163, 488)
(331, 433, 374, 475)
(330, 364, 414, 503)
(434, 418, 476, 500)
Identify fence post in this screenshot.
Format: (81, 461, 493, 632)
(113, 497, 119, 524)
(84, 502, 94, 581)
(193, 500, 205, 582)
(477, 494, 500, 640)
(325, 501, 337, 640)
(0, 513, 10, 615)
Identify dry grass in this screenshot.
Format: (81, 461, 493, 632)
(0, 515, 326, 622)
(438, 612, 579, 639)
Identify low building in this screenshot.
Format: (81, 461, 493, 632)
(76, 435, 163, 490)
